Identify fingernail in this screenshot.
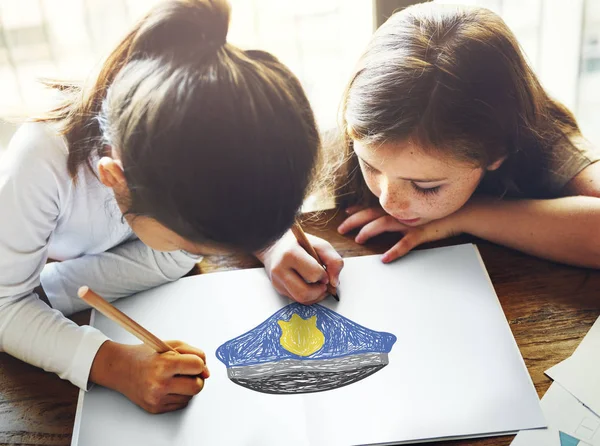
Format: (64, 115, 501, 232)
(381, 254, 390, 263)
(355, 237, 363, 244)
(337, 225, 345, 234)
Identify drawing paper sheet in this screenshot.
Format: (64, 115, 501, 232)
(72, 244, 544, 446)
(546, 316, 600, 417)
(511, 383, 600, 446)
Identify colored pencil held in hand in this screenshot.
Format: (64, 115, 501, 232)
(78, 286, 209, 415)
(291, 221, 340, 301)
(78, 286, 177, 353)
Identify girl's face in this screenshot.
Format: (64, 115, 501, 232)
(125, 215, 227, 255)
(97, 155, 228, 255)
(353, 139, 501, 226)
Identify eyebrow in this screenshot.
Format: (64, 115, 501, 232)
(359, 158, 447, 183)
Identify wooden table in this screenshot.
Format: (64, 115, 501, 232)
(1, 209, 599, 446)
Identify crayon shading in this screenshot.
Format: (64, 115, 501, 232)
(216, 303, 396, 394)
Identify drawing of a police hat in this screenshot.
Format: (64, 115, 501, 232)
(216, 303, 396, 394)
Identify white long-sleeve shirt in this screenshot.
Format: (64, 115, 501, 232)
(0, 123, 199, 390)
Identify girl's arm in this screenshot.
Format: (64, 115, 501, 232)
(459, 195, 600, 268)
(41, 240, 199, 316)
(339, 163, 600, 268)
(0, 125, 109, 390)
(0, 124, 206, 413)
(455, 162, 600, 268)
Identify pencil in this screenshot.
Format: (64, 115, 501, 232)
(291, 221, 339, 301)
(77, 286, 177, 354)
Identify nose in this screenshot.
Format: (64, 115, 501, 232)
(378, 179, 410, 215)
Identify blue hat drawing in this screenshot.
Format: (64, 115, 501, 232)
(216, 303, 396, 394)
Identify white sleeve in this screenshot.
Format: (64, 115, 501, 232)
(41, 241, 199, 316)
(0, 124, 109, 390)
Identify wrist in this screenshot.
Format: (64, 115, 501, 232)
(457, 196, 490, 235)
(254, 228, 291, 263)
(89, 340, 130, 392)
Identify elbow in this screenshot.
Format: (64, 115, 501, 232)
(154, 250, 199, 282)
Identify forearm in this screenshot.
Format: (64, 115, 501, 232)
(0, 293, 109, 389)
(462, 196, 600, 268)
(41, 240, 199, 316)
(89, 340, 131, 392)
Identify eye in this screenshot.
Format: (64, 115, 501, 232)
(411, 183, 441, 195)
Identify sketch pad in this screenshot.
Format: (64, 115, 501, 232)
(72, 244, 544, 446)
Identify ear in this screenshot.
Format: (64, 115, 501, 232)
(97, 156, 129, 197)
(487, 156, 507, 172)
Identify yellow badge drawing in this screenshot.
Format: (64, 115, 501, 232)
(277, 314, 325, 356)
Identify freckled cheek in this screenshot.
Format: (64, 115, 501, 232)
(405, 188, 463, 220)
(410, 194, 443, 218)
(429, 184, 477, 219)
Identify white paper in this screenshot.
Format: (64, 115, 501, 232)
(72, 244, 544, 446)
(511, 383, 599, 445)
(511, 427, 561, 446)
(546, 316, 600, 418)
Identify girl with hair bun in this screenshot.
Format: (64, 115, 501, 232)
(0, 0, 342, 414)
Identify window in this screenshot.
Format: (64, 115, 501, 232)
(436, 0, 600, 146)
(2, 1, 597, 163)
(0, 0, 373, 148)
(579, 0, 600, 146)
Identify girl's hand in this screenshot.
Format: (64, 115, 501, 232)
(90, 340, 210, 414)
(338, 205, 466, 263)
(256, 229, 344, 305)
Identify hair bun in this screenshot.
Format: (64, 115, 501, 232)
(132, 0, 231, 57)
(187, 0, 230, 46)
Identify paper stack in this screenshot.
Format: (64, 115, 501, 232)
(512, 316, 600, 446)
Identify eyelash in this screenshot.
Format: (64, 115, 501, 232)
(411, 183, 441, 195)
(361, 162, 442, 195)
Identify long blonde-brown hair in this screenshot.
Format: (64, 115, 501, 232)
(336, 3, 581, 207)
(35, 0, 321, 253)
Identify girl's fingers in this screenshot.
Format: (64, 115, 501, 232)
(308, 235, 344, 288)
(275, 272, 328, 304)
(381, 230, 424, 263)
(381, 219, 458, 263)
(169, 376, 205, 396)
(338, 207, 388, 234)
(296, 290, 329, 305)
(355, 216, 406, 244)
(289, 249, 329, 285)
(344, 205, 363, 215)
(163, 401, 190, 412)
(167, 352, 208, 378)
(171, 343, 207, 363)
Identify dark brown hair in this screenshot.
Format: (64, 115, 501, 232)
(36, 0, 320, 253)
(336, 3, 581, 206)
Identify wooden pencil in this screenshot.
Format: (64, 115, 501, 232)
(77, 286, 177, 354)
(291, 221, 339, 301)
